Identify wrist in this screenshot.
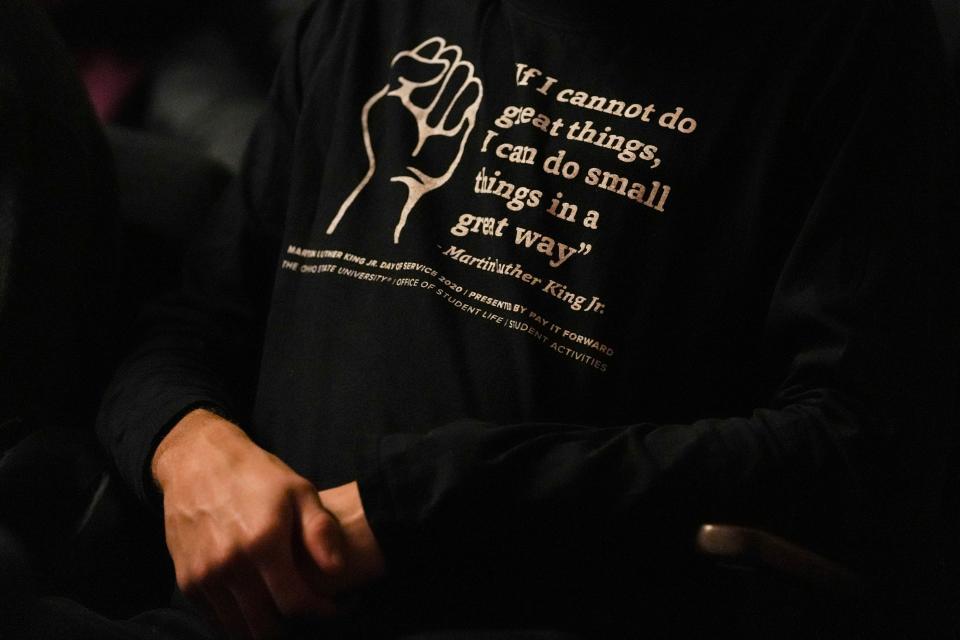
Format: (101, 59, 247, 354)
(320, 482, 385, 584)
(151, 408, 249, 492)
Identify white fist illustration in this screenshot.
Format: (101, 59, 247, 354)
(326, 37, 484, 244)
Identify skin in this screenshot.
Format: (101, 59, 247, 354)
(152, 409, 385, 639)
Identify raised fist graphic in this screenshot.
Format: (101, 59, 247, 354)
(326, 37, 484, 244)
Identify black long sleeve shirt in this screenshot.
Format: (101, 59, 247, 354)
(98, 0, 958, 633)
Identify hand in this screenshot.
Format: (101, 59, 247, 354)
(326, 36, 484, 243)
(152, 409, 344, 639)
(315, 482, 385, 592)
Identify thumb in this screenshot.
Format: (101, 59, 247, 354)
(295, 490, 346, 577)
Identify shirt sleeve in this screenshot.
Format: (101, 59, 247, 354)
(95, 2, 332, 505)
(354, 0, 959, 600)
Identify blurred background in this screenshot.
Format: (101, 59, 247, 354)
(37, 0, 313, 171)
(36, 0, 960, 174)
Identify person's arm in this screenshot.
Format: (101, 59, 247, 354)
(97, 0, 348, 504)
(96, 0, 956, 629)
(338, 0, 958, 605)
(96, 5, 356, 638)
(151, 409, 347, 638)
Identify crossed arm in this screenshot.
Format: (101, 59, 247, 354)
(152, 409, 383, 639)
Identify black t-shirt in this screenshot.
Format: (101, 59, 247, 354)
(99, 0, 958, 632)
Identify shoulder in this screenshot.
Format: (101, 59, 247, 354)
(292, 0, 491, 82)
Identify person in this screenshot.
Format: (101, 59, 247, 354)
(0, 0, 118, 633)
(0, 0, 116, 445)
(96, 0, 958, 637)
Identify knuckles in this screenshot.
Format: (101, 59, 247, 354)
(244, 522, 287, 557)
(163, 462, 339, 597)
(170, 520, 286, 592)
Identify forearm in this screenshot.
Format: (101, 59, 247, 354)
(97, 336, 243, 504)
(356, 395, 871, 585)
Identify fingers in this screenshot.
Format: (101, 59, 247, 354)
(295, 490, 347, 579)
(176, 541, 276, 639)
(176, 526, 340, 639)
(426, 61, 469, 128)
(432, 64, 483, 131)
(182, 562, 268, 640)
(252, 518, 337, 617)
(390, 38, 482, 138)
(224, 558, 283, 639)
(409, 43, 461, 117)
(389, 37, 467, 110)
(389, 37, 456, 94)
(178, 531, 341, 640)
(165, 484, 345, 638)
